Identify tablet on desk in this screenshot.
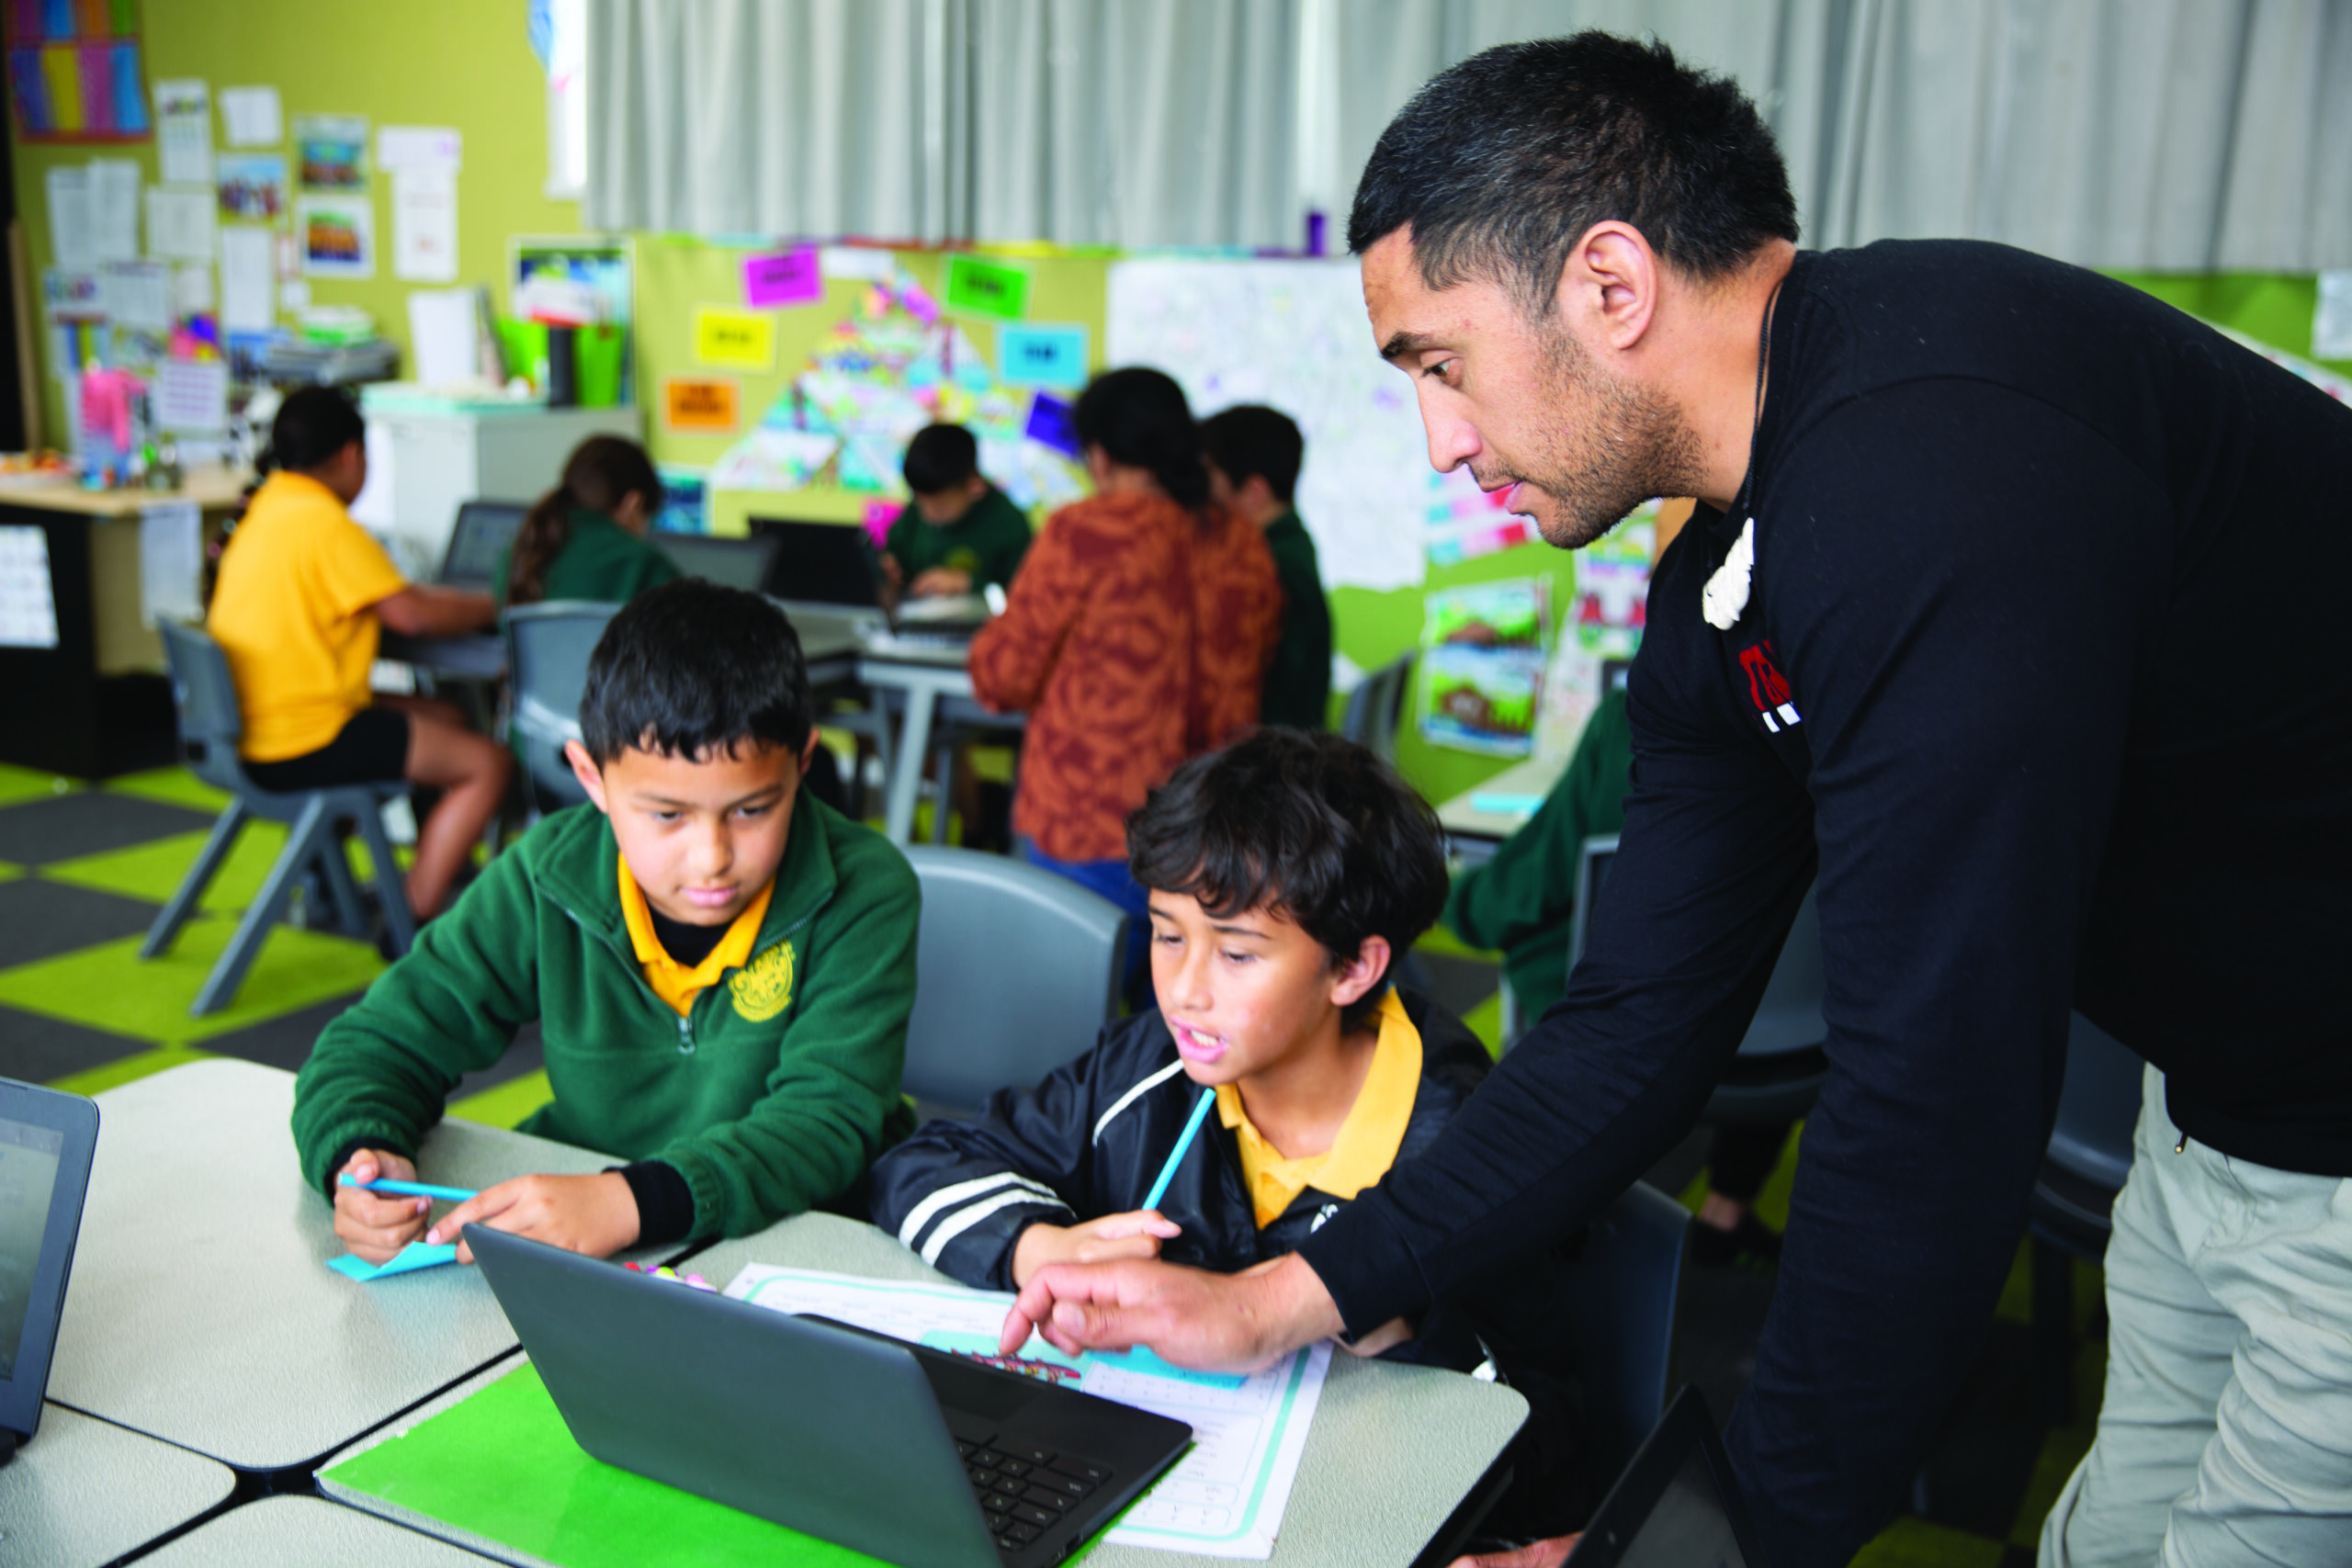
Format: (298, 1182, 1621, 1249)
(0, 1078, 99, 1458)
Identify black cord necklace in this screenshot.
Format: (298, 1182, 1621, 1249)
(1700, 278, 1785, 632)
(1729, 279, 1783, 525)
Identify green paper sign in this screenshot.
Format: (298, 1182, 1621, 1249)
(943, 254, 1032, 322)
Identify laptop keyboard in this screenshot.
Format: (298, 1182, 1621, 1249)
(957, 1437, 1112, 1558)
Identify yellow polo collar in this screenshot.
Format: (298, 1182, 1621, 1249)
(616, 856, 775, 1017)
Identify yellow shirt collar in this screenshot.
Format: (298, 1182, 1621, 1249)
(1216, 989, 1422, 1229)
(616, 856, 775, 1017)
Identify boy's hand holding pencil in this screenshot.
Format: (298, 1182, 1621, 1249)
(1012, 1210, 1182, 1287)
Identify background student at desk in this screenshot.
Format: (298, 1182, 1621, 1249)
(208, 388, 509, 921)
(495, 434, 682, 608)
(882, 423, 1034, 601)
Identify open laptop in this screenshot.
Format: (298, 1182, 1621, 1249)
(0, 1078, 100, 1464)
(469, 1224, 1191, 1567)
(652, 529, 788, 593)
(436, 501, 529, 594)
(1565, 1387, 1770, 1568)
(752, 515, 995, 644)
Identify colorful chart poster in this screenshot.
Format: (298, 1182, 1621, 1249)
(293, 113, 367, 191)
(4, 1, 149, 144)
(1418, 579, 1550, 756)
(996, 323, 1089, 389)
(214, 152, 286, 220)
(654, 466, 707, 535)
(662, 375, 741, 434)
(742, 244, 822, 308)
(942, 253, 1030, 321)
(693, 305, 775, 371)
(297, 195, 372, 279)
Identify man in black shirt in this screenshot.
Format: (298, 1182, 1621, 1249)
(1000, 33, 2352, 1568)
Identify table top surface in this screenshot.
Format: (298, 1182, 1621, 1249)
(322, 1211, 1526, 1568)
(50, 1058, 679, 1472)
(0, 465, 247, 518)
(0, 1403, 234, 1568)
(1433, 754, 1569, 842)
(134, 1496, 500, 1567)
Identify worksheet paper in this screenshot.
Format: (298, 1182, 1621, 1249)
(220, 85, 282, 147)
(45, 166, 93, 274)
(146, 186, 218, 263)
(724, 1263, 1329, 1559)
(89, 159, 141, 264)
(391, 170, 458, 282)
(220, 226, 276, 332)
(154, 80, 214, 186)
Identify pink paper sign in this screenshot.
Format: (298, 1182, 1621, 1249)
(863, 500, 903, 548)
(743, 245, 823, 309)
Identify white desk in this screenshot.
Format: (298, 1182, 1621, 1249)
(1433, 754, 1568, 865)
(321, 1212, 1526, 1568)
(858, 642, 1023, 846)
(135, 1496, 500, 1566)
(0, 1403, 234, 1568)
(48, 1059, 684, 1473)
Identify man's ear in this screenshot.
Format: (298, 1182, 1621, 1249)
(1557, 219, 1660, 355)
(564, 740, 611, 814)
(1328, 934, 1394, 1010)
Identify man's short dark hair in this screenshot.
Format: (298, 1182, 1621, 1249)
(902, 423, 980, 495)
(269, 386, 366, 473)
(580, 580, 814, 764)
(1201, 406, 1305, 505)
(1349, 32, 1798, 316)
(1127, 729, 1447, 1026)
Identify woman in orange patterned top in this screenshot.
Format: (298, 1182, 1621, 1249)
(969, 368, 1281, 974)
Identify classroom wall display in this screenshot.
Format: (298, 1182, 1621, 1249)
(997, 323, 1089, 389)
(3, 0, 150, 143)
(742, 244, 821, 309)
(1536, 507, 1655, 761)
(662, 375, 740, 435)
(293, 113, 367, 190)
(655, 467, 708, 535)
(942, 253, 1030, 322)
(1418, 580, 1550, 757)
(1108, 258, 1429, 592)
(298, 194, 372, 279)
(214, 152, 285, 220)
(692, 305, 775, 372)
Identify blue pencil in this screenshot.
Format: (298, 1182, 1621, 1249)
(339, 1175, 479, 1203)
(1141, 1089, 1216, 1213)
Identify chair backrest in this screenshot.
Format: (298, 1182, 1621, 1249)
(652, 531, 785, 593)
(1565, 833, 1825, 1061)
(503, 601, 621, 807)
(156, 619, 249, 795)
(1339, 651, 1413, 761)
(2049, 1012, 2142, 1191)
(900, 848, 1127, 1111)
(1559, 1180, 1690, 1481)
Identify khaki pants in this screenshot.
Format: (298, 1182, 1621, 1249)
(2039, 1066, 2352, 1567)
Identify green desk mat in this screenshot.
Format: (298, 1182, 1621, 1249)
(324, 1363, 1126, 1568)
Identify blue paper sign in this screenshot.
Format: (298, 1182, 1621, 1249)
(1025, 392, 1081, 458)
(997, 324, 1090, 389)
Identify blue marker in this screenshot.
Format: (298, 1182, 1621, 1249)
(1141, 1089, 1217, 1213)
(339, 1175, 479, 1203)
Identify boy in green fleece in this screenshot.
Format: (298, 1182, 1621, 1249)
(880, 423, 1031, 599)
(295, 579, 920, 1264)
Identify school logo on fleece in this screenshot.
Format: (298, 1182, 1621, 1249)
(729, 940, 796, 1021)
(1737, 641, 1804, 734)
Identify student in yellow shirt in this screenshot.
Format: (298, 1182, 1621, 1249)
(208, 388, 508, 919)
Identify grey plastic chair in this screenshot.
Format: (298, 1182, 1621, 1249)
(1559, 1180, 1692, 1482)
(2029, 1011, 2143, 1420)
(900, 847, 1128, 1114)
(142, 620, 416, 1016)
(503, 601, 620, 813)
(1339, 651, 1414, 761)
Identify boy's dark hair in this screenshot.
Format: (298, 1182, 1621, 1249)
(1200, 406, 1305, 505)
(1073, 367, 1210, 511)
(1128, 729, 1447, 1028)
(268, 386, 366, 474)
(901, 423, 981, 495)
(579, 579, 813, 764)
(1348, 32, 1798, 319)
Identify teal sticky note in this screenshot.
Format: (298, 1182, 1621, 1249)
(997, 324, 1089, 389)
(328, 1242, 460, 1282)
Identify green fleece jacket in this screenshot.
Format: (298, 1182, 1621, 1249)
(1442, 688, 1634, 1016)
(883, 484, 1032, 592)
(291, 791, 920, 1241)
(1260, 509, 1332, 729)
(492, 509, 681, 606)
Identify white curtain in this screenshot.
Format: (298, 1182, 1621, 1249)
(585, 0, 2352, 271)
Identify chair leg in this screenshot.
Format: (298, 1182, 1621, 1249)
(928, 742, 956, 845)
(141, 800, 247, 959)
(191, 796, 331, 1016)
(354, 805, 417, 959)
(2033, 1237, 2076, 1426)
(314, 825, 370, 937)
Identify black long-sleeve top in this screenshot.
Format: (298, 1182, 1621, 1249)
(1300, 240, 2352, 1568)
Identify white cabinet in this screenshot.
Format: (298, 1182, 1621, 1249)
(351, 401, 641, 575)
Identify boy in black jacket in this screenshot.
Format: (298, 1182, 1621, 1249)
(870, 728, 1588, 1540)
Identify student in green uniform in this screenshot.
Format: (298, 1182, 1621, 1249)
(1445, 680, 1791, 1268)
(882, 423, 1032, 599)
(496, 434, 683, 607)
(294, 580, 920, 1263)
(1203, 405, 1330, 729)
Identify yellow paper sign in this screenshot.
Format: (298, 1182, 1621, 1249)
(662, 376, 741, 434)
(693, 307, 776, 371)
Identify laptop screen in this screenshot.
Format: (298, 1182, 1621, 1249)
(0, 1116, 63, 1382)
(651, 532, 785, 593)
(1613, 1442, 1753, 1568)
(440, 502, 528, 592)
(750, 517, 882, 610)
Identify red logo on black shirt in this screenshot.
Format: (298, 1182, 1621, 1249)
(1738, 642, 1804, 734)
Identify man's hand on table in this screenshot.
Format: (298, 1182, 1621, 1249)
(998, 1250, 1343, 1372)
(427, 1172, 642, 1264)
(1449, 1536, 1578, 1568)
